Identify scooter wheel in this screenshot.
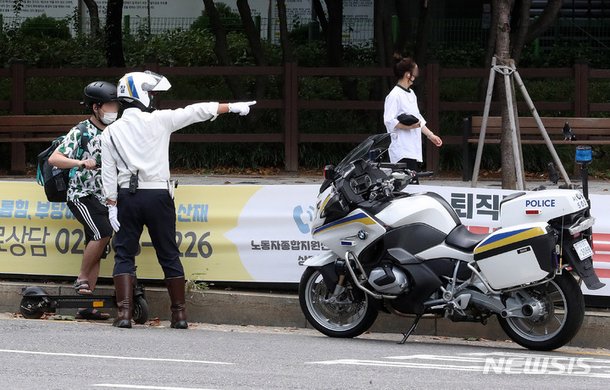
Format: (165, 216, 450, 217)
(19, 296, 46, 319)
(132, 296, 149, 324)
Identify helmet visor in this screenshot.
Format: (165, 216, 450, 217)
(143, 71, 171, 92)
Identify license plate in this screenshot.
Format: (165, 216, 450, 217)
(573, 239, 593, 261)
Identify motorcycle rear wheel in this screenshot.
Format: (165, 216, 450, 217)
(498, 272, 584, 351)
(299, 267, 378, 338)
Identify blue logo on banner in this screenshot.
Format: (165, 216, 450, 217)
(293, 205, 315, 234)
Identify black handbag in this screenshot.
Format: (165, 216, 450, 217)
(397, 113, 420, 126)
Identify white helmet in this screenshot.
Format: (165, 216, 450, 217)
(117, 71, 171, 111)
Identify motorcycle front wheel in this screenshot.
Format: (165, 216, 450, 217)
(299, 267, 378, 338)
(498, 272, 585, 351)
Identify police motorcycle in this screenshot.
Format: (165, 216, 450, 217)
(299, 133, 604, 351)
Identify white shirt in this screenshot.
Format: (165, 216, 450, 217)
(101, 103, 219, 201)
(383, 85, 427, 163)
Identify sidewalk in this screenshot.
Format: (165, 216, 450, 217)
(2, 171, 609, 193)
(169, 172, 610, 194)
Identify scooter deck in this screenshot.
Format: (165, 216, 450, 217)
(41, 295, 117, 310)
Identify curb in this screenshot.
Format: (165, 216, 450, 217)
(2, 281, 609, 349)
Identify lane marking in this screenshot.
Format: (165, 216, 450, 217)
(0, 349, 232, 365)
(92, 385, 217, 390)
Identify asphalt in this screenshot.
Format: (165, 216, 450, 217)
(1, 173, 609, 349)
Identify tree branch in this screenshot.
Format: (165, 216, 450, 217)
(202, 0, 244, 98)
(510, 0, 531, 63)
(82, 0, 101, 36)
(312, 0, 327, 36)
(525, 0, 562, 42)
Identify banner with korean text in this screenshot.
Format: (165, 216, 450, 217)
(0, 181, 608, 300)
(0, 182, 322, 282)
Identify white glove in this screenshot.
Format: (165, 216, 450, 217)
(107, 204, 121, 232)
(228, 101, 256, 116)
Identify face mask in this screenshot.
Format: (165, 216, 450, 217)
(101, 111, 118, 125)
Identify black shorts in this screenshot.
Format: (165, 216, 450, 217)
(68, 195, 113, 243)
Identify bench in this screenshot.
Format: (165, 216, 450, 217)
(462, 116, 610, 181)
(0, 114, 284, 174)
(0, 115, 89, 174)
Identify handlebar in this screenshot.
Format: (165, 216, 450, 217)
(415, 171, 434, 178)
(324, 159, 435, 205)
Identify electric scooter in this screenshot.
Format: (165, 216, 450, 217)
(18, 239, 150, 323)
(19, 281, 149, 324)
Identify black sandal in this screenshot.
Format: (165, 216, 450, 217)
(73, 279, 92, 295)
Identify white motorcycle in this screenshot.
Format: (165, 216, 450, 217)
(299, 134, 604, 351)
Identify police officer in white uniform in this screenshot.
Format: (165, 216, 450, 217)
(101, 71, 255, 329)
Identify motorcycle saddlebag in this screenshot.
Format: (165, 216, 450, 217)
(473, 222, 556, 290)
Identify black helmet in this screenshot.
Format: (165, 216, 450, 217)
(82, 81, 118, 110)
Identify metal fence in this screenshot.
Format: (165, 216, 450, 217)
(2, 61, 610, 172)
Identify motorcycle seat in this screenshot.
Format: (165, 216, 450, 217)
(445, 224, 488, 252)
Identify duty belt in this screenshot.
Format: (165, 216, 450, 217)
(120, 180, 178, 198)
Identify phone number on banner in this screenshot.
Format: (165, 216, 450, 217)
(0, 225, 213, 260)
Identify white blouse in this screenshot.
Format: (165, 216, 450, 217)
(383, 85, 427, 163)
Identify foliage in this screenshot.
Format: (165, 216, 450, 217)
(18, 14, 71, 39)
(432, 43, 487, 67)
(519, 42, 610, 68)
(191, 4, 243, 34)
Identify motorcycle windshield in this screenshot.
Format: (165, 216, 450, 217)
(335, 133, 391, 171)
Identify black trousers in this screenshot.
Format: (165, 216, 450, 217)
(113, 188, 184, 278)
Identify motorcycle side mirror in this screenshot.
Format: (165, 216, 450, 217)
(323, 165, 336, 180)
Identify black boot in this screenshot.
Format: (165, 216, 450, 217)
(113, 274, 133, 328)
(165, 276, 188, 329)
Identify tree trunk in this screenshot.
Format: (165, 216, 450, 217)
(105, 0, 125, 67)
(484, 0, 500, 70)
(312, 0, 328, 36)
(485, 0, 561, 67)
(236, 0, 267, 101)
(414, 0, 433, 66)
(324, 1, 357, 100)
(393, 0, 412, 55)
(83, 0, 101, 37)
(510, 0, 531, 64)
(276, 0, 294, 63)
(326, 1, 343, 67)
(374, 0, 393, 95)
(513, 0, 562, 64)
(495, 0, 520, 189)
(237, 0, 266, 66)
(202, 0, 243, 99)
(525, 0, 562, 42)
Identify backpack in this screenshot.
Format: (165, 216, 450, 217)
(36, 122, 90, 203)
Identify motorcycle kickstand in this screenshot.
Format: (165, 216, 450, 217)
(399, 314, 422, 345)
